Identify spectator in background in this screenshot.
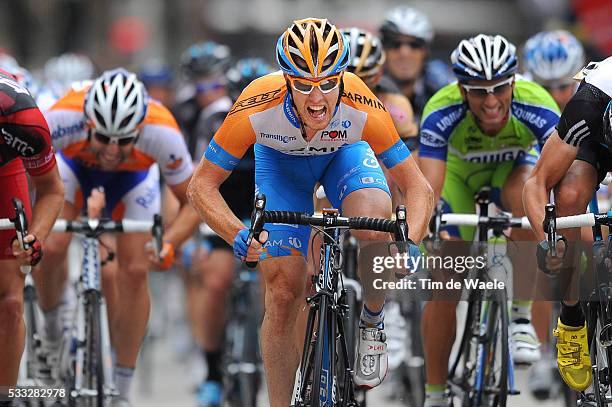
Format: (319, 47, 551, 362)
(37, 52, 95, 112)
(379, 6, 453, 126)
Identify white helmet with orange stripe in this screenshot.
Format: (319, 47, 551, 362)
(84, 68, 148, 138)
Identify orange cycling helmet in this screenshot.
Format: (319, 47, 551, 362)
(276, 18, 350, 79)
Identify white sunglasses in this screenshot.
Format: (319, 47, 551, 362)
(461, 76, 514, 97)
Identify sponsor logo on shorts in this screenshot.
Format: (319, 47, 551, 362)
(360, 176, 387, 186)
(136, 186, 159, 209)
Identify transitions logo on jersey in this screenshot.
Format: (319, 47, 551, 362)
(259, 132, 297, 144)
(229, 88, 283, 115)
(320, 130, 348, 141)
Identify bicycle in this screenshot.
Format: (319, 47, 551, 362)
(51, 215, 164, 407)
(544, 196, 612, 406)
(431, 188, 531, 407)
(246, 193, 409, 407)
(2, 198, 49, 407)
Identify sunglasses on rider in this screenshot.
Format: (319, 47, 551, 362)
(287, 73, 343, 95)
(383, 37, 426, 50)
(461, 76, 515, 98)
(92, 130, 138, 146)
(195, 78, 226, 94)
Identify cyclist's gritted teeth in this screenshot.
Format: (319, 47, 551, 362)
(307, 105, 327, 120)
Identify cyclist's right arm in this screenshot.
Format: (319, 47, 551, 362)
(523, 130, 576, 240)
(187, 98, 256, 248)
(525, 78, 611, 240)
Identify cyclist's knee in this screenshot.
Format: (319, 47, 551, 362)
(555, 180, 593, 215)
(424, 300, 458, 315)
(0, 294, 23, 329)
(41, 233, 72, 264)
(266, 287, 302, 321)
(203, 265, 234, 294)
(117, 264, 148, 288)
(265, 271, 304, 316)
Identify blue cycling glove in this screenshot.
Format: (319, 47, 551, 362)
(233, 228, 251, 260)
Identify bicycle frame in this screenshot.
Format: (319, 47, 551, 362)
(444, 189, 519, 406)
(65, 229, 116, 401)
(294, 209, 354, 407)
(248, 194, 407, 407)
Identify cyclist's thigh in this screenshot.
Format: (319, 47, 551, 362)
(441, 168, 478, 241)
(254, 145, 317, 260)
(0, 161, 31, 261)
(111, 165, 161, 268)
(0, 259, 23, 298)
(120, 164, 161, 221)
(320, 141, 391, 211)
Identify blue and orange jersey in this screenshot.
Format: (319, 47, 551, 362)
(45, 87, 193, 185)
(205, 71, 410, 170)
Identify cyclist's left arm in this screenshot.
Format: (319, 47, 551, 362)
(163, 177, 201, 248)
(387, 156, 434, 242)
(141, 106, 201, 252)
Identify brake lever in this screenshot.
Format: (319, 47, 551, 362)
(246, 194, 266, 268)
(151, 214, 164, 260)
(544, 203, 567, 259)
(12, 198, 31, 274)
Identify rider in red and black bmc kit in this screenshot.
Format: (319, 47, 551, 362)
(0, 68, 64, 396)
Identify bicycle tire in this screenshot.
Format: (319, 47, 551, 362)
(342, 288, 366, 406)
(85, 290, 105, 407)
(312, 294, 332, 407)
(238, 311, 261, 407)
(448, 296, 479, 407)
(482, 288, 508, 407)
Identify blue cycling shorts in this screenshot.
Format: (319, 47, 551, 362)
(255, 141, 391, 259)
